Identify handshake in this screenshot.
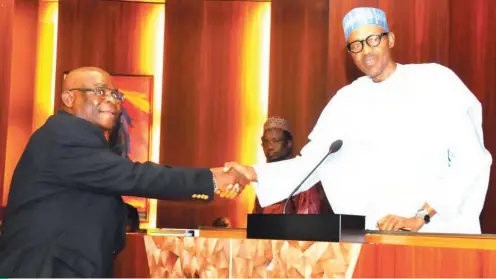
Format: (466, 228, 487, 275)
(210, 162, 258, 198)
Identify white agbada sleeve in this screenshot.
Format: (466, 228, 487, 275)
(252, 92, 347, 208)
(424, 65, 492, 221)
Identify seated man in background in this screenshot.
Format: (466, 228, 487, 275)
(252, 117, 323, 214)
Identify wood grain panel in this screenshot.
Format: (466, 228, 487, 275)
(353, 244, 496, 277)
(0, 0, 14, 206)
(159, 0, 205, 168)
(2, 0, 39, 205)
(199, 228, 247, 239)
(366, 232, 496, 250)
(55, 0, 162, 110)
(449, 0, 496, 234)
(157, 0, 209, 230)
(55, 0, 100, 106)
(356, 233, 496, 277)
(157, 0, 270, 230)
(268, 0, 330, 152)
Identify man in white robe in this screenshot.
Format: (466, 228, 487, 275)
(225, 7, 492, 234)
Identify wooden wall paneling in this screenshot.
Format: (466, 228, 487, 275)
(267, 0, 330, 152)
(55, 0, 161, 110)
(0, 0, 15, 205)
(2, 0, 39, 205)
(448, 0, 496, 234)
(480, 0, 496, 234)
(55, 0, 100, 110)
(157, 0, 207, 230)
(159, 0, 205, 168)
(157, 0, 270, 229)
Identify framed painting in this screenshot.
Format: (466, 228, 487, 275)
(112, 75, 154, 224)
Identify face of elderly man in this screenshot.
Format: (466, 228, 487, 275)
(347, 24, 396, 82)
(343, 7, 397, 82)
(61, 67, 123, 131)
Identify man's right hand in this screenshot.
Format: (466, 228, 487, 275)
(223, 162, 258, 182)
(210, 167, 250, 199)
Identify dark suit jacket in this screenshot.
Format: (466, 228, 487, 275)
(0, 111, 214, 277)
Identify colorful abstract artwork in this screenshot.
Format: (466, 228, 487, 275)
(112, 75, 154, 223)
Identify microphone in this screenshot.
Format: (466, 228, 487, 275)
(282, 139, 343, 214)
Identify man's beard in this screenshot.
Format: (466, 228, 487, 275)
(267, 151, 292, 163)
(267, 157, 285, 163)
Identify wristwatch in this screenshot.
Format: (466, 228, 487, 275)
(415, 208, 430, 224)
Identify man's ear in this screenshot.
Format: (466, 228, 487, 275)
(387, 32, 395, 48)
(61, 91, 74, 108)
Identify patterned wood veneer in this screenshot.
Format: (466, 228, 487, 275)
(231, 239, 361, 278)
(143, 235, 362, 278)
(144, 235, 231, 278)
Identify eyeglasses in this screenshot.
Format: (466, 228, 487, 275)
(68, 87, 125, 101)
(347, 32, 389, 54)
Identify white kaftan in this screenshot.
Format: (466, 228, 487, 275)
(253, 63, 492, 234)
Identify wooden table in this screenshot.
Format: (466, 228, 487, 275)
(114, 228, 496, 278)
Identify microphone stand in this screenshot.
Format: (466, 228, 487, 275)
(282, 151, 332, 214)
(281, 139, 343, 214)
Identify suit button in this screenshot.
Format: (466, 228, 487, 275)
(203, 195, 209, 199)
(192, 194, 197, 198)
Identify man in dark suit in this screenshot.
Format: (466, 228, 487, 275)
(0, 67, 247, 277)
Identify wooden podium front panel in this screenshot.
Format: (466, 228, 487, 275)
(133, 235, 361, 278)
(142, 235, 232, 278)
(353, 244, 496, 278)
(354, 232, 496, 278)
(230, 239, 361, 278)
(114, 231, 496, 278)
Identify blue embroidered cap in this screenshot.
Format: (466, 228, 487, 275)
(342, 7, 389, 41)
